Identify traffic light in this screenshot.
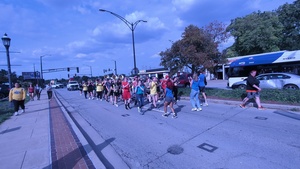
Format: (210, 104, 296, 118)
(76, 67, 79, 73)
(67, 67, 70, 71)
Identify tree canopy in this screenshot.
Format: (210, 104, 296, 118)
(226, 0, 300, 57)
(226, 11, 283, 56)
(277, 0, 300, 50)
(160, 21, 229, 75)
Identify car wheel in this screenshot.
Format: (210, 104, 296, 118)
(283, 84, 299, 90)
(238, 84, 246, 90)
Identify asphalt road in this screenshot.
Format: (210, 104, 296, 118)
(55, 88, 300, 169)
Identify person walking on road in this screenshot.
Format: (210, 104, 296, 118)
(190, 73, 202, 111)
(135, 80, 145, 113)
(46, 83, 52, 100)
(150, 77, 158, 108)
(240, 70, 266, 110)
(9, 83, 26, 116)
(122, 77, 131, 110)
(162, 75, 177, 118)
(198, 69, 208, 106)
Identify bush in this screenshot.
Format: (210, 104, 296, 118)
(178, 87, 300, 105)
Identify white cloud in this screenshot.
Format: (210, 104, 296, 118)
(172, 0, 196, 11)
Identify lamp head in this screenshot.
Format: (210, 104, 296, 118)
(2, 33, 11, 48)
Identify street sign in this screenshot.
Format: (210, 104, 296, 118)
(22, 72, 40, 80)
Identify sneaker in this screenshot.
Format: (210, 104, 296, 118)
(138, 107, 141, 113)
(197, 108, 202, 111)
(115, 104, 118, 107)
(172, 113, 177, 119)
(240, 104, 246, 108)
(14, 112, 18, 116)
(258, 106, 266, 110)
(203, 103, 208, 106)
(162, 113, 168, 118)
(191, 108, 197, 111)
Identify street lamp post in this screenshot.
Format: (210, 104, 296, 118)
(112, 60, 117, 75)
(84, 65, 92, 77)
(2, 33, 12, 89)
(40, 54, 50, 80)
(99, 9, 147, 76)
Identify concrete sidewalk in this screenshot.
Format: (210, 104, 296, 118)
(0, 92, 104, 169)
(0, 93, 51, 169)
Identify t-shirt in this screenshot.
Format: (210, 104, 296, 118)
(9, 88, 26, 101)
(198, 74, 206, 87)
(136, 85, 144, 95)
(150, 81, 157, 94)
(191, 80, 199, 91)
(165, 87, 174, 98)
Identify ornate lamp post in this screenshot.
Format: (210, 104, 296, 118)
(2, 33, 12, 89)
(99, 9, 147, 75)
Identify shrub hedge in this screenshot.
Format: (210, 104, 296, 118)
(178, 87, 300, 105)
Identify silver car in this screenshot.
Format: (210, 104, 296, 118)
(232, 73, 300, 90)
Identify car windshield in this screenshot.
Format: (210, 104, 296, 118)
(69, 82, 77, 84)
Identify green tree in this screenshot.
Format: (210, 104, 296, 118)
(226, 11, 283, 56)
(277, 0, 300, 50)
(160, 22, 228, 75)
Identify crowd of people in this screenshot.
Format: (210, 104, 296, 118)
(75, 71, 210, 118)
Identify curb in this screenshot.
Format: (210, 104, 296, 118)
(54, 91, 129, 169)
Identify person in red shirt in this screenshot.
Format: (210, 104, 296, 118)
(122, 77, 131, 109)
(28, 84, 35, 101)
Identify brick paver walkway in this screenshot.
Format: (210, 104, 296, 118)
(49, 97, 95, 169)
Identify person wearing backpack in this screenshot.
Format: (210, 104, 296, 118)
(9, 83, 26, 116)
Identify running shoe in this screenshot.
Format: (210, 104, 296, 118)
(138, 107, 141, 112)
(240, 104, 246, 108)
(14, 112, 19, 116)
(172, 113, 177, 119)
(162, 113, 168, 118)
(203, 103, 208, 106)
(197, 108, 202, 111)
(191, 108, 197, 111)
(258, 106, 266, 110)
(115, 104, 118, 107)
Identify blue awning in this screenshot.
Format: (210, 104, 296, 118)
(230, 51, 285, 67)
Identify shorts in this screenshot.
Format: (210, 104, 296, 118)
(199, 86, 206, 93)
(165, 96, 175, 104)
(246, 92, 260, 99)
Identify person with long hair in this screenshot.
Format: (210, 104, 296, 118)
(122, 77, 131, 109)
(190, 73, 202, 111)
(162, 75, 177, 118)
(150, 77, 158, 108)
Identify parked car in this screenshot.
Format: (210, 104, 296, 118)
(177, 73, 192, 87)
(232, 73, 300, 90)
(0, 84, 10, 99)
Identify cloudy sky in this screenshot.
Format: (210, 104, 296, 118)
(0, 0, 295, 80)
